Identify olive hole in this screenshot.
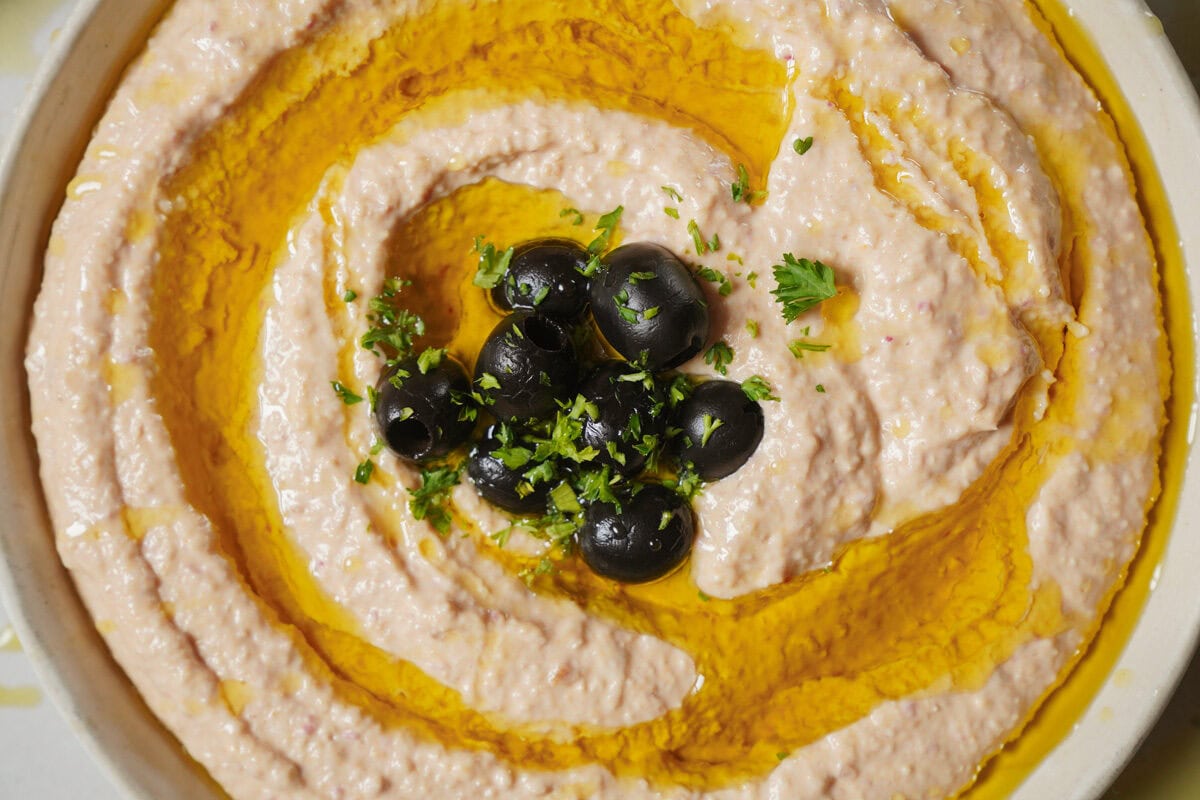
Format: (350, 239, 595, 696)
(521, 317, 567, 352)
(388, 418, 433, 457)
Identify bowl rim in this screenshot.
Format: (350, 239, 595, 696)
(1, 1, 1198, 799)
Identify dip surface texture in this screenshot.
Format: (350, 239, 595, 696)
(26, 0, 1169, 798)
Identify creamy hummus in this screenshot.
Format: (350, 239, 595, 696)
(26, 0, 1168, 798)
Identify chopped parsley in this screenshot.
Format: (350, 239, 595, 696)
(746, 270, 758, 288)
(730, 163, 766, 204)
(696, 266, 733, 296)
(354, 459, 375, 485)
(661, 185, 684, 203)
(704, 341, 734, 376)
(698, 590, 712, 602)
(559, 207, 585, 225)
(342, 289, 358, 302)
(587, 205, 624, 255)
(741, 376, 780, 402)
(549, 482, 582, 514)
(772, 254, 836, 322)
(472, 236, 514, 289)
(793, 136, 814, 155)
(628, 271, 657, 284)
(477, 372, 501, 390)
(700, 414, 724, 446)
(788, 339, 832, 359)
(361, 277, 425, 361)
(331, 381, 363, 405)
(366, 386, 379, 413)
(745, 320, 760, 338)
(663, 206, 680, 219)
(408, 465, 462, 535)
(687, 219, 721, 255)
(417, 347, 445, 374)
(816, 384, 827, 393)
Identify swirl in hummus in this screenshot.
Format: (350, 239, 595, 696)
(26, 0, 1171, 798)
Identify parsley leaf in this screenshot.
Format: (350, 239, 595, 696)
(700, 414, 725, 446)
(472, 237, 514, 289)
(816, 384, 827, 393)
(560, 207, 585, 225)
(687, 219, 721, 255)
(331, 381, 363, 405)
(361, 278, 425, 360)
(354, 459, 375, 484)
(793, 136, 814, 155)
(661, 185, 684, 203)
(771, 254, 836, 322)
(742, 376, 780, 402)
(745, 320, 760, 338)
(788, 339, 832, 359)
(696, 266, 733, 296)
(342, 289, 357, 302)
(408, 465, 461, 535)
(664, 206, 680, 219)
(704, 341, 734, 376)
(417, 347, 445, 374)
(730, 163, 766, 204)
(587, 205, 624, 254)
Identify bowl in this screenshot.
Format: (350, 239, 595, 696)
(1, 1, 1197, 799)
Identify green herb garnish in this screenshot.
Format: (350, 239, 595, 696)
(788, 339, 832, 359)
(472, 236, 514, 289)
(696, 266, 733, 296)
(704, 341, 734, 376)
(361, 277, 425, 361)
(354, 459, 375, 485)
(560, 207, 585, 225)
(661, 185, 684, 203)
(772, 254, 836, 322)
(417, 347, 445, 374)
(741, 376, 779, 402)
(816, 384, 826, 393)
(745, 320, 760, 338)
(342, 289, 358, 302)
(663, 206, 680, 219)
(331, 381, 363, 405)
(687, 219, 720, 255)
(793, 136, 814, 155)
(730, 163, 766, 204)
(700, 414, 725, 446)
(408, 465, 462, 535)
(587, 205, 624, 254)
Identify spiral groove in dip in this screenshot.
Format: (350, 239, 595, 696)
(26, 0, 1172, 798)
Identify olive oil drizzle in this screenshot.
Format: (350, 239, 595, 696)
(139, 0, 1183, 794)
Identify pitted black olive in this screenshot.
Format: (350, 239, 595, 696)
(578, 360, 667, 477)
(375, 356, 475, 462)
(467, 427, 551, 514)
(673, 379, 764, 480)
(473, 312, 578, 420)
(590, 242, 709, 370)
(578, 484, 694, 583)
(491, 238, 590, 320)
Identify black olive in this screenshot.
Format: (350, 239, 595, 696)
(578, 484, 694, 583)
(491, 238, 590, 320)
(590, 242, 709, 370)
(375, 356, 475, 462)
(467, 426, 551, 514)
(578, 360, 667, 477)
(673, 379, 764, 480)
(474, 312, 578, 420)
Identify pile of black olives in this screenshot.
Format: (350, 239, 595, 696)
(374, 237, 765, 583)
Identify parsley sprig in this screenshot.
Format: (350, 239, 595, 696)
(771, 254, 836, 323)
(361, 277, 425, 362)
(472, 237, 515, 289)
(408, 464, 462, 535)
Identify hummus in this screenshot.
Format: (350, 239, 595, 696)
(25, 0, 1169, 798)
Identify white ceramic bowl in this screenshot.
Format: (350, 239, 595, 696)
(1, 2, 1198, 799)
